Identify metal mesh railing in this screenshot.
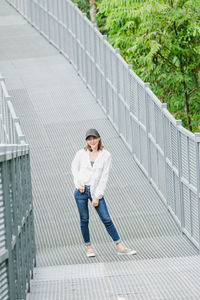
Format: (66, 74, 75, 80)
(6, 0, 200, 251)
(0, 76, 36, 299)
(0, 75, 26, 145)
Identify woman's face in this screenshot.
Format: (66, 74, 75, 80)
(87, 136, 100, 150)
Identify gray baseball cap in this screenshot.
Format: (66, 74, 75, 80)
(85, 128, 100, 140)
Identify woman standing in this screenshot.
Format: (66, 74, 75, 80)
(71, 128, 137, 257)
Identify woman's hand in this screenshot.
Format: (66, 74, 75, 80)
(78, 184, 85, 193)
(92, 196, 99, 207)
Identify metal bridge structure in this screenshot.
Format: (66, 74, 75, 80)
(0, 0, 200, 299)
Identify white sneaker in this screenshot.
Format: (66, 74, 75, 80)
(86, 248, 96, 257)
(117, 247, 137, 255)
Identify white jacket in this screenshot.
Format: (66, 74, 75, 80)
(71, 148, 112, 199)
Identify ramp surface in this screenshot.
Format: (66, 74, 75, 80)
(1, 1, 200, 299)
(28, 256, 200, 300)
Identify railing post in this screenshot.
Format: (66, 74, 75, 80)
(56, 0, 61, 51)
(125, 64, 132, 143)
(115, 48, 120, 132)
(46, 0, 50, 41)
(4, 95, 12, 144)
(27, 0, 31, 20)
(71, 4, 76, 67)
(38, 0, 41, 33)
(176, 120, 185, 229)
(93, 23, 98, 98)
(2, 146, 16, 300)
(74, 3, 79, 72)
(27, 147, 36, 269)
(82, 13, 88, 84)
(65, 1, 70, 59)
(161, 103, 168, 203)
(195, 133, 200, 250)
(103, 35, 108, 113)
(0, 75, 5, 143)
(144, 83, 151, 177)
(7, 96, 15, 144)
(29, 0, 33, 23)
(11, 144, 21, 298)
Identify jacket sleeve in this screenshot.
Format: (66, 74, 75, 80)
(71, 150, 82, 188)
(94, 153, 112, 199)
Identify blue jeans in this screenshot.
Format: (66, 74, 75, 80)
(74, 185, 121, 246)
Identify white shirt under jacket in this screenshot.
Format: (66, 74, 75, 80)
(71, 148, 112, 200)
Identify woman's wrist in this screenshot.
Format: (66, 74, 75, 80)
(92, 196, 99, 207)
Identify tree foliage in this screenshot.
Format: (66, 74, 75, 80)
(97, 0, 200, 132)
(72, 0, 91, 19)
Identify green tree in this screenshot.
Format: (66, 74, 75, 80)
(97, 0, 200, 132)
(72, 0, 98, 22)
(72, 0, 91, 19)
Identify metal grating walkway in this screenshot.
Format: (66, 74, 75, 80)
(28, 256, 200, 300)
(1, 1, 200, 299)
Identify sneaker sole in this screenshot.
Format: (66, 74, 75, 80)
(86, 253, 96, 257)
(117, 251, 137, 255)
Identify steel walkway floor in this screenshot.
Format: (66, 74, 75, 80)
(1, 1, 200, 299)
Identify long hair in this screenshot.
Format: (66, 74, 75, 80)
(84, 138, 104, 152)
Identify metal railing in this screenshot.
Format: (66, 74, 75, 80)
(6, 0, 200, 251)
(0, 76, 26, 144)
(0, 76, 36, 299)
